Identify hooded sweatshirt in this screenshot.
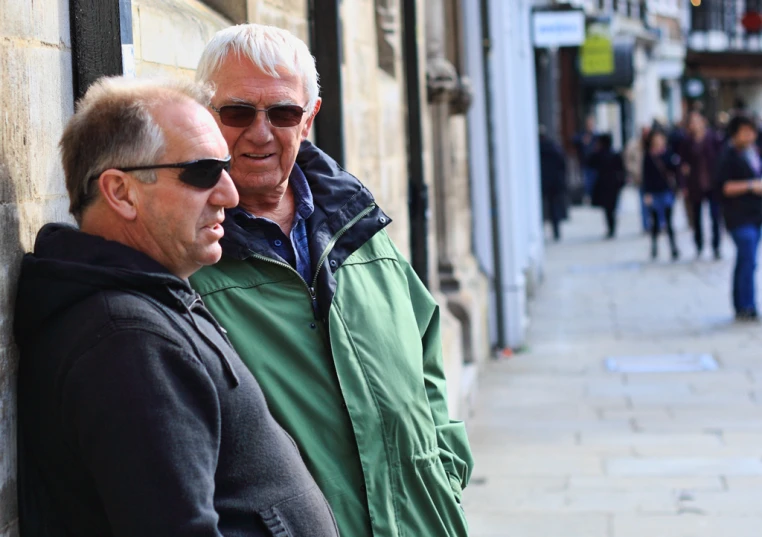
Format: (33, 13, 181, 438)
(14, 223, 339, 537)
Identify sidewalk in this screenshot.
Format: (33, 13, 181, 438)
(462, 188, 762, 537)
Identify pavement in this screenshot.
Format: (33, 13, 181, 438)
(462, 187, 762, 537)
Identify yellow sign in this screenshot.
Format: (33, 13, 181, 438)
(580, 35, 614, 76)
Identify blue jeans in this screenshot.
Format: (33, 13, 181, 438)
(639, 190, 651, 232)
(729, 224, 762, 314)
(583, 168, 598, 198)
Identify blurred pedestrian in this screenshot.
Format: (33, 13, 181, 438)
(625, 126, 651, 233)
(588, 133, 625, 239)
(539, 126, 568, 241)
(715, 115, 762, 321)
(574, 114, 598, 202)
(679, 111, 722, 259)
(643, 130, 680, 261)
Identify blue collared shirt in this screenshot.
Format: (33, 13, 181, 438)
(229, 166, 314, 282)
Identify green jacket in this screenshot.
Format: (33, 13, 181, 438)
(190, 141, 473, 537)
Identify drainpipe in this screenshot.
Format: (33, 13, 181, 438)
(402, 0, 430, 288)
(480, 0, 505, 349)
(69, 0, 125, 100)
(309, 0, 346, 167)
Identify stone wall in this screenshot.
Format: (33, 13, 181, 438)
(131, 0, 231, 79)
(0, 1, 74, 535)
(340, 0, 411, 258)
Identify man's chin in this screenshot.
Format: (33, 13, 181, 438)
(233, 172, 292, 200)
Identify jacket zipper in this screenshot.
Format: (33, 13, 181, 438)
(246, 203, 377, 319)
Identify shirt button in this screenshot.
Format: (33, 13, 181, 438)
(273, 239, 283, 247)
(310, 322, 317, 329)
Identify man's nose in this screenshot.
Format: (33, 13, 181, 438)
(212, 170, 239, 209)
(242, 111, 273, 143)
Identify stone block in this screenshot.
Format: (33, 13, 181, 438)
(0, 0, 70, 47)
(473, 453, 604, 477)
(133, 0, 229, 70)
(0, 521, 19, 537)
(467, 514, 608, 537)
(0, 346, 18, 531)
(568, 475, 725, 493)
(0, 44, 73, 205)
(612, 514, 762, 537)
(606, 457, 762, 477)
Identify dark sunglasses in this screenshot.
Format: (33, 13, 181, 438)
(210, 103, 306, 129)
(88, 156, 231, 193)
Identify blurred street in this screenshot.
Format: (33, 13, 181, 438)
(463, 187, 762, 537)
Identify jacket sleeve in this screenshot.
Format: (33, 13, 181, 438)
(60, 328, 224, 537)
(395, 247, 475, 502)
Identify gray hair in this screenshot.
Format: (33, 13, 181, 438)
(61, 76, 213, 223)
(196, 24, 320, 115)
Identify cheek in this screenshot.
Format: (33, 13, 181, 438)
(221, 128, 240, 151)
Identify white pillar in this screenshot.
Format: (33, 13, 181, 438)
(487, 0, 541, 348)
(461, 0, 498, 346)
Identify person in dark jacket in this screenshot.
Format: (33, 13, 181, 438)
(715, 114, 762, 321)
(588, 133, 625, 238)
(573, 114, 598, 201)
(14, 76, 339, 537)
(679, 111, 722, 259)
(539, 126, 568, 241)
(643, 129, 680, 261)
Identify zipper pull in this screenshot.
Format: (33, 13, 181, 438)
(309, 287, 320, 319)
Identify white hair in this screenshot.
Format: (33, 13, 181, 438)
(196, 24, 320, 115)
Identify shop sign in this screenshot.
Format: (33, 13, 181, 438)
(580, 20, 614, 76)
(532, 9, 586, 48)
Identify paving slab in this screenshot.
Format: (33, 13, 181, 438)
(463, 190, 762, 535)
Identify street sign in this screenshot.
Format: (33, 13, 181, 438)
(532, 9, 586, 48)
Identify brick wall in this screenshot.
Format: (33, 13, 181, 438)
(0, 1, 74, 535)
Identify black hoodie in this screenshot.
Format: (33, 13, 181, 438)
(14, 224, 339, 537)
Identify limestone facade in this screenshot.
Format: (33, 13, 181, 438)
(0, 1, 74, 534)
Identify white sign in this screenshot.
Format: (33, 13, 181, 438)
(532, 10, 586, 48)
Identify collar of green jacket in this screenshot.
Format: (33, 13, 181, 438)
(219, 140, 392, 321)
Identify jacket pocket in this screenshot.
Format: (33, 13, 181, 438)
(259, 484, 339, 537)
(396, 449, 469, 537)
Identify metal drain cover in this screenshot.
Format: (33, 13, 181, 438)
(605, 354, 718, 373)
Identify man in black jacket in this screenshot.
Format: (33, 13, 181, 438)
(715, 114, 762, 321)
(14, 76, 339, 537)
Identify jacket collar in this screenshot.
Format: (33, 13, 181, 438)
(220, 140, 390, 263)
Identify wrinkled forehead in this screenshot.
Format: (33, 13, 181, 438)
(152, 99, 227, 157)
(214, 49, 302, 85)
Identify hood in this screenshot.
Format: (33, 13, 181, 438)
(13, 223, 193, 346)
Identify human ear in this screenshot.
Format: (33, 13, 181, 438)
(301, 98, 322, 141)
(98, 170, 139, 221)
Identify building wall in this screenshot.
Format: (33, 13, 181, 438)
(132, 0, 232, 79)
(340, 0, 411, 258)
(0, 1, 74, 535)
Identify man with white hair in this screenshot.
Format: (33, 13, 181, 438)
(14, 76, 339, 536)
(190, 24, 473, 537)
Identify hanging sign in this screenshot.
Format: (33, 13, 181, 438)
(580, 19, 614, 76)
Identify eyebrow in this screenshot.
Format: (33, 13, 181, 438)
(225, 97, 300, 107)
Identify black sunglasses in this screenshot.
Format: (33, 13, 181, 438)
(88, 156, 231, 193)
(210, 103, 306, 129)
